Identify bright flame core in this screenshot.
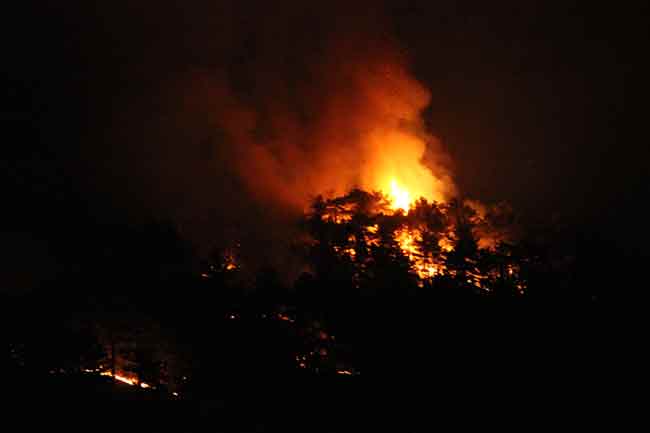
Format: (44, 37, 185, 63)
(389, 179, 412, 212)
(359, 127, 453, 213)
(96, 370, 153, 389)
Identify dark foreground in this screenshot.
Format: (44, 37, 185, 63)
(5, 304, 631, 433)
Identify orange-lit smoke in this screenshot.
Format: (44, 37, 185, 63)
(100, 3, 460, 269)
(181, 8, 456, 214)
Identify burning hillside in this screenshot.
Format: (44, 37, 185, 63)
(305, 189, 523, 293)
(81, 0, 533, 298)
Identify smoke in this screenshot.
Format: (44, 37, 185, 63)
(177, 5, 454, 208)
(464, 200, 521, 250)
(92, 1, 456, 267)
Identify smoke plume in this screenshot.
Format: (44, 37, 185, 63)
(95, 1, 456, 266)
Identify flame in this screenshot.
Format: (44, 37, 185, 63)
(388, 179, 412, 213)
(316, 187, 524, 292)
(97, 370, 153, 389)
(394, 227, 444, 281)
(395, 228, 417, 259)
(359, 127, 453, 214)
(187, 40, 456, 213)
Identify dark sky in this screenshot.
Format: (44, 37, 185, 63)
(2, 1, 648, 289)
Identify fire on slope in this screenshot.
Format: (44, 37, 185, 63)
(78, 368, 180, 396)
(311, 185, 523, 292)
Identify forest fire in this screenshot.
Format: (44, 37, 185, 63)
(309, 180, 524, 293)
(394, 227, 442, 279)
(5, 4, 601, 425)
(96, 370, 153, 389)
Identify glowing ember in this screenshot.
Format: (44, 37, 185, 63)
(311, 183, 525, 293)
(394, 228, 417, 259)
(277, 313, 295, 323)
(223, 251, 238, 271)
(394, 227, 443, 280)
(98, 370, 153, 389)
(438, 237, 454, 253)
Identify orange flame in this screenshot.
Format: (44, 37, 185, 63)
(394, 227, 445, 281)
(98, 370, 153, 389)
(388, 179, 412, 213)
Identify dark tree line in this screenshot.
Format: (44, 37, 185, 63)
(2, 189, 621, 399)
(287, 190, 594, 376)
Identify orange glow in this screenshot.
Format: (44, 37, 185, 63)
(394, 228, 444, 280)
(357, 122, 454, 211)
(388, 179, 412, 213)
(438, 237, 454, 253)
(394, 228, 417, 258)
(223, 251, 238, 271)
(305, 130, 521, 290)
(99, 370, 153, 389)
(277, 313, 295, 323)
(181, 21, 457, 215)
(101, 371, 132, 385)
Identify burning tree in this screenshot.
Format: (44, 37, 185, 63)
(302, 188, 526, 297)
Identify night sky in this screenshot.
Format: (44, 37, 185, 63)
(3, 1, 648, 292)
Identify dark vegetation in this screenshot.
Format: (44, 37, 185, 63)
(1, 190, 633, 430)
